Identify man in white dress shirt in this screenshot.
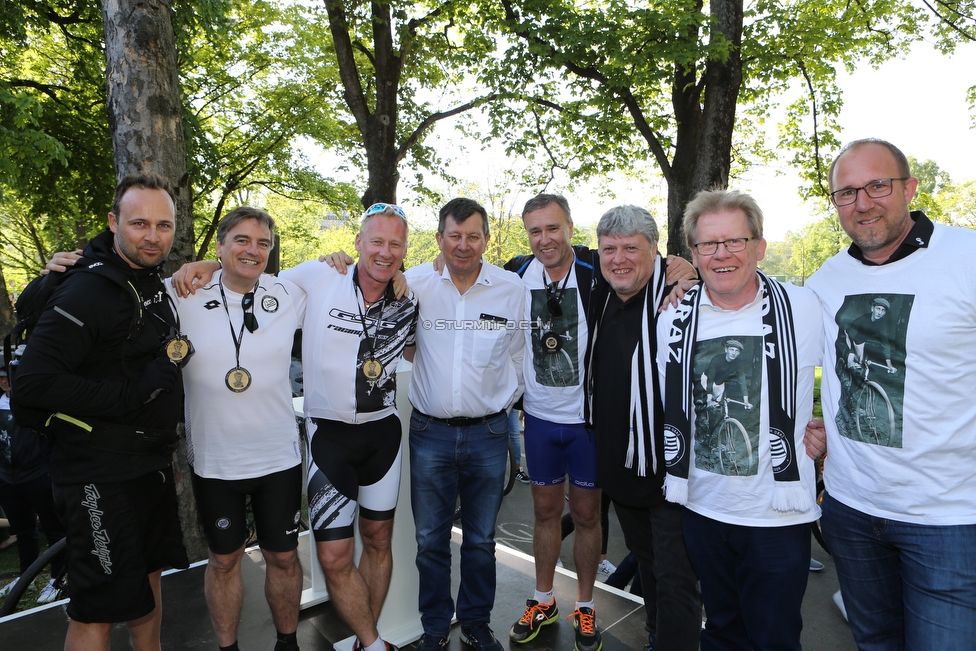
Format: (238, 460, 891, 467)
(403, 197, 525, 651)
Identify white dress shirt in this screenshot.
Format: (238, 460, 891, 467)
(406, 261, 525, 419)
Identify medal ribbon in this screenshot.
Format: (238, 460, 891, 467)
(218, 276, 259, 371)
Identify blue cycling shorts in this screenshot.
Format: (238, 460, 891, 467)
(523, 412, 597, 489)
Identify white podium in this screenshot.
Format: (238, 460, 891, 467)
(295, 362, 424, 649)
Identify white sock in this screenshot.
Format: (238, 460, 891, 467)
(364, 638, 386, 651)
(576, 600, 595, 611)
(534, 589, 554, 604)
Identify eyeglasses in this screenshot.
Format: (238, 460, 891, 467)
(363, 203, 407, 220)
(545, 283, 563, 318)
(242, 292, 259, 333)
(829, 178, 908, 207)
(692, 237, 756, 256)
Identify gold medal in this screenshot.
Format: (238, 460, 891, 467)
(362, 358, 384, 381)
(542, 331, 562, 354)
(225, 367, 252, 393)
(165, 336, 191, 364)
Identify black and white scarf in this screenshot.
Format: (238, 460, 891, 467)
(585, 258, 667, 477)
(662, 271, 812, 512)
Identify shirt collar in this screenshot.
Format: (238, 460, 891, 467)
(440, 259, 492, 288)
(698, 279, 763, 313)
(847, 210, 933, 266)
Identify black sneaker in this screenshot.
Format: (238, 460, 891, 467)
(569, 607, 602, 651)
(416, 633, 449, 651)
(510, 599, 559, 643)
(515, 469, 530, 484)
(460, 623, 503, 651)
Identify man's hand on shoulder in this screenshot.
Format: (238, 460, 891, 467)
(321, 250, 354, 274)
(665, 255, 698, 285)
(432, 253, 446, 275)
(171, 260, 220, 297)
(41, 250, 83, 275)
(659, 279, 699, 313)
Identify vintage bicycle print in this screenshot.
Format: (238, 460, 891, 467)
(692, 335, 763, 476)
(832, 293, 911, 448)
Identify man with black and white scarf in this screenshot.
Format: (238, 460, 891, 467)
(657, 189, 823, 651)
(585, 205, 701, 651)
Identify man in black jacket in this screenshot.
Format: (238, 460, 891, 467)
(13, 174, 188, 651)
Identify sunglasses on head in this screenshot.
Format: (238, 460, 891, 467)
(363, 203, 407, 220)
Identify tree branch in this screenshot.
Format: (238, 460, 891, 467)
(796, 60, 830, 198)
(923, 0, 976, 41)
(395, 93, 500, 161)
(324, 0, 372, 134)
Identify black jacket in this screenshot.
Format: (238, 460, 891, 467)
(12, 230, 183, 483)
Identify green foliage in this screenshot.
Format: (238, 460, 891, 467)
(937, 178, 976, 228)
(785, 216, 850, 283)
(476, 0, 946, 255)
(758, 240, 794, 278)
(181, 0, 361, 258)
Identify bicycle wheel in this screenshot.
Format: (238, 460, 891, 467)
(855, 381, 895, 446)
(718, 418, 753, 476)
(0, 537, 67, 616)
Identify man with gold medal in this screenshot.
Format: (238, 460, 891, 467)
(170, 206, 308, 651)
(51, 206, 310, 650)
(172, 203, 419, 651)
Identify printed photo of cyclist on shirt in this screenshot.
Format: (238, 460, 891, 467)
(692, 336, 762, 476)
(833, 293, 912, 448)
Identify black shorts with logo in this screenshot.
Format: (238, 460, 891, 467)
(191, 464, 303, 555)
(54, 466, 188, 623)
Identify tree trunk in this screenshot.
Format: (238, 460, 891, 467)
(101, 0, 194, 272)
(665, 0, 743, 260)
(100, 0, 207, 562)
(0, 265, 15, 339)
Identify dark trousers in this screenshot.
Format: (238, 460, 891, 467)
(613, 499, 701, 651)
(0, 473, 66, 576)
(681, 508, 810, 651)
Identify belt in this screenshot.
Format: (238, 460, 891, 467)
(414, 409, 506, 427)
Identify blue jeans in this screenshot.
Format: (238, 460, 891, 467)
(409, 410, 509, 636)
(821, 492, 976, 650)
(507, 409, 522, 467)
(681, 508, 810, 651)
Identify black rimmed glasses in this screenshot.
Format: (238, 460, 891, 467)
(829, 178, 908, 207)
(242, 292, 259, 333)
(692, 237, 756, 256)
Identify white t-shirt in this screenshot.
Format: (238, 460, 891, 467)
(170, 272, 306, 480)
(657, 282, 823, 526)
(406, 262, 525, 419)
(520, 258, 588, 424)
(281, 261, 418, 424)
(806, 222, 976, 525)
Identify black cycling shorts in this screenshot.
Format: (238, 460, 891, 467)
(54, 466, 188, 623)
(306, 415, 402, 541)
(191, 464, 303, 555)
